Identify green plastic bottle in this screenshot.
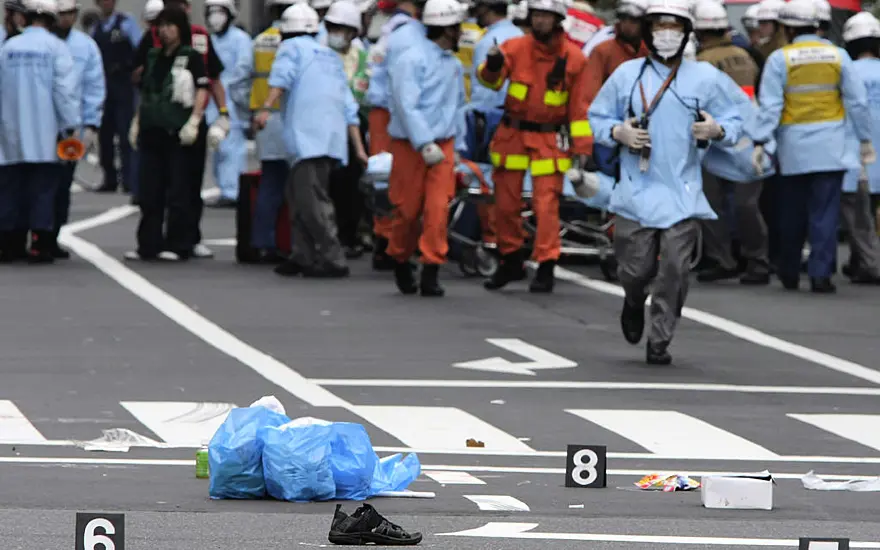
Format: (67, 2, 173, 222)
(196, 445, 209, 479)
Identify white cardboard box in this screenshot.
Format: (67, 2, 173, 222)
(701, 471, 775, 510)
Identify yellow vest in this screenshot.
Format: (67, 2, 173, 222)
(457, 20, 484, 101)
(781, 41, 844, 126)
(250, 27, 283, 111)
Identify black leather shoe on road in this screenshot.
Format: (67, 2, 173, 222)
(274, 260, 304, 277)
(810, 277, 836, 294)
(528, 260, 556, 293)
(696, 266, 740, 283)
(393, 260, 418, 295)
(328, 504, 423, 546)
(484, 250, 527, 290)
(646, 341, 672, 365)
(419, 264, 444, 297)
(620, 298, 645, 345)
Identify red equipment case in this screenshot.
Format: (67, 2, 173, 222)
(235, 171, 292, 263)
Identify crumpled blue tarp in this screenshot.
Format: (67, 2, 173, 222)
(261, 422, 337, 502)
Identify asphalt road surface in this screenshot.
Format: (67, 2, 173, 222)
(1, 186, 879, 550)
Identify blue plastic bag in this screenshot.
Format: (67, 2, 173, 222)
(261, 422, 336, 502)
(369, 452, 421, 495)
(208, 406, 290, 500)
(328, 423, 379, 501)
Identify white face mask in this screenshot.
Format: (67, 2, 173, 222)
(327, 32, 350, 51)
(652, 28, 684, 59)
(207, 11, 228, 33)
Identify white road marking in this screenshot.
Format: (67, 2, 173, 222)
(789, 414, 880, 452)
(565, 409, 779, 460)
(438, 522, 880, 548)
(120, 402, 236, 446)
(201, 238, 237, 246)
(61, 205, 138, 235)
(453, 338, 577, 376)
(464, 495, 530, 512)
(0, 401, 46, 443)
(424, 471, 486, 485)
(309, 379, 880, 396)
(351, 406, 534, 452)
(552, 266, 880, 386)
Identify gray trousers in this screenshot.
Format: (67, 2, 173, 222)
(700, 171, 769, 273)
(841, 187, 880, 277)
(614, 216, 700, 345)
(286, 156, 346, 270)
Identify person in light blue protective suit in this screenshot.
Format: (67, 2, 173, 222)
(254, 2, 368, 279)
(588, 0, 744, 365)
(202, 0, 251, 207)
(0, 0, 80, 264)
(838, 12, 880, 285)
(750, 0, 875, 294)
(51, 0, 106, 260)
(470, 0, 522, 111)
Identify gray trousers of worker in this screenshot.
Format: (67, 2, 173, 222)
(285, 156, 347, 270)
(614, 216, 700, 346)
(700, 171, 770, 273)
(841, 187, 880, 277)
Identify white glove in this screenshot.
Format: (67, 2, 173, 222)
(751, 144, 766, 177)
(128, 115, 139, 150)
(860, 141, 877, 166)
(612, 118, 649, 150)
(207, 115, 230, 150)
(170, 67, 195, 108)
(565, 168, 601, 199)
(421, 142, 446, 166)
(692, 110, 723, 141)
(82, 127, 98, 152)
(179, 114, 201, 146)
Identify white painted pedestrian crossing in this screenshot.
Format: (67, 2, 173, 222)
(120, 401, 237, 447)
(0, 400, 46, 443)
(464, 495, 530, 512)
(788, 414, 880, 452)
(424, 471, 487, 485)
(564, 409, 780, 460)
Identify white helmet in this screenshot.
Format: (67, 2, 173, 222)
(143, 0, 163, 20)
(812, 0, 831, 23)
(205, 0, 237, 17)
(356, 0, 376, 12)
(267, 0, 299, 6)
(56, 0, 77, 10)
(617, 0, 647, 18)
(645, 0, 693, 24)
(422, 0, 465, 25)
(527, 0, 569, 18)
(755, 0, 784, 22)
(507, 0, 526, 19)
(324, 0, 362, 30)
(741, 3, 760, 29)
(280, 2, 320, 31)
(777, 0, 817, 28)
(693, 0, 727, 30)
(310, 0, 333, 10)
(24, 0, 57, 16)
(843, 11, 880, 42)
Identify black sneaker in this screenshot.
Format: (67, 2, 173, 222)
(620, 298, 645, 345)
(328, 504, 422, 546)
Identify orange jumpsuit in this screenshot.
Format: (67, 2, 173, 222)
(477, 31, 591, 263)
(368, 107, 393, 240)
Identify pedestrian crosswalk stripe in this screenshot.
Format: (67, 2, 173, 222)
(350, 406, 535, 453)
(120, 402, 237, 447)
(788, 414, 880, 452)
(464, 495, 530, 512)
(0, 400, 46, 443)
(424, 471, 487, 485)
(565, 409, 780, 460)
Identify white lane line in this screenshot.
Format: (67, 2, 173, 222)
(120, 402, 237, 446)
(61, 205, 139, 235)
(464, 495, 530, 512)
(424, 471, 487, 485)
(309, 379, 880, 396)
(438, 523, 880, 548)
(201, 238, 236, 246)
(351, 406, 534, 452)
(0, 401, 47, 443)
(553, 266, 880, 386)
(565, 409, 779, 460)
(789, 414, 880, 452)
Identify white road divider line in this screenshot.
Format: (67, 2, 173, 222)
(120, 402, 237, 446)
(438, 522, 880, 548)
(424, 471, 486, 485)
(464, 495, 530, 512)
(0, 401, 47, 443)
(789, 414, 880, 452)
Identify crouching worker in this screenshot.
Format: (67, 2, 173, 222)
(386, 0, 466, 297)
(254, 3, 368, 279)
(125, 7, 210, 261)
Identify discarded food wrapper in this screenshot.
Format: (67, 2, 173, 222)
(701, 470, 775, 510)
(635, 473, 701, 492)
(802, 471, 880, 492)
(466, 438, 485, 448)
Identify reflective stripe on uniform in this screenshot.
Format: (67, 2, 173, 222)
(476, 62, 505, 91)
(570, 120, 592, 138)
(543, 90, 568, 107)
(490, 152, 571, 174)
(781, 41, 844, 125)
(508, 82, 528, 100)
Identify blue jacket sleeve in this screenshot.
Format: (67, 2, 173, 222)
(268, 43, 299, 90)
(227, 34, 255, 111)
(839, 50, 873, 142)
(82, 39, 106, 128)
(54, 44, 81, 130)
(707, 70, 746, 147)
(345, 85, 359, 126)
(454, 69, 467, 154)
(122, 16, 143, 50)
(588, 69, 625, 148)
(390, 50, 433, 150)
(751, 51, 786, 144)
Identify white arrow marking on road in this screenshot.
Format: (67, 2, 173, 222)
(437, 523, 880, 548)
(453, 339, 577, 375)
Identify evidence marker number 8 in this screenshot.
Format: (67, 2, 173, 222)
(565, 444, 607, 488)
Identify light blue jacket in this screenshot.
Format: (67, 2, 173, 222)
(365, 13, 424, 109)
(752, 35, 872, 176)
(0, 27, 80, 165)
(0, 27, 6, 44)
(388, 38, 466, 152)
(268, 35, 359, 165)
(703, 93, 776, 183)
(207, 25, 253, 128)
(63, 29, 106, 129)
(589, 58, 744, 228)
(470, 19, 522, 110)
(843, 57, 880, 193)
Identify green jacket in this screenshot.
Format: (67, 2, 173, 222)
(140, 46, 195, 135)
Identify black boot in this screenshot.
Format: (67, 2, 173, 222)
(372, 237, 395, 271)
(420, 264, 444, 297)
(484, 250, 527, 290)
(646, 341, 672, 365)
(620, 298, 645, 345)
(1, 230, 30, 263)
(393, 260, 418, 295)
(810, 277, 836, 294)
(27, 231, 55, 264)
(529, 260, 556, 293)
